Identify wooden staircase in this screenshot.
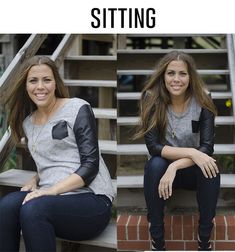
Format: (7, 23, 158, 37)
(117, 34, 235, 250)
(0, 34, 117, 251)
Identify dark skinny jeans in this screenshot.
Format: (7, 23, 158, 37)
(0, 191, 112, 252)
(144, 156, 220, 240)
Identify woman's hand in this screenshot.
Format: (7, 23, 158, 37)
(21, 175, 39, 192)
(189, 149, 219, 178)
(22, 188, 57, 205)
(158, 164, 177, 200)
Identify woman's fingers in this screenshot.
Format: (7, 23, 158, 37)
(158, 182, 172, 200)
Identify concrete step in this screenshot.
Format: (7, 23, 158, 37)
(117, 144, 235, 155)
(117, 174, 235, 189)
(64, 79, 117, 87)
(117, 69, 229, 76)
(117, 116, 235, 126)
(117, 92, 232, 100)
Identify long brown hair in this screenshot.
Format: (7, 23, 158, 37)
(5, 56, 69, 142)
(134, 50, 217, 141)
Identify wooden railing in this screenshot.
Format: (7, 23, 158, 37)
(0, 34, 76, 170)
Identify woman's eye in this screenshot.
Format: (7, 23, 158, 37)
(44, 79, 51, 83)
(167, 72, 174, 76)
(29, 79, 37, 84)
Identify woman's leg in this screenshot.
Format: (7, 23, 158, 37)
(20, 192, 112, 252)
(195, 167, 220, 240)
(0, 191, 28, 252)
(144, 156, 170, 248)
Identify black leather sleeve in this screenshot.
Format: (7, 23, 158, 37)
(197, 108, 215, 156)
(144, 127, 165, 157)
(73, 104, 99, 185)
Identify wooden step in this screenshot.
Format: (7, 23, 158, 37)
(117, 92, 232, 100)
(93, 108, 117, 119)
(118, 48, 227, 54)
(117, 144, 235, 155)
(117, 116, 235, 126)
(64, 79, 117, 87)
(0, 168, 117, 249)
(65, 55, 117, 61)
(117, 69, 229, 76)
(117, 174, 235, 189)
(99, 140, 116, 155)
(126, 34, 225, 38)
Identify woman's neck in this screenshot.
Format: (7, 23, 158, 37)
(170, 96, 190, 114)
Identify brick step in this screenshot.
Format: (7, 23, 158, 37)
(117, 144, 235, 155)
(117, 116, 235, 126)
(117, 91, 233, 100)
(117, 214, 235, 251)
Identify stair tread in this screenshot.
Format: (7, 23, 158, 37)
(65, 55, 116, 61)
(117, 116, 235, 126)
(117, 92, 232, 100)
(118, 49, 228, 54)
(93, 108, 117, 119)
(64, 79, 117, 87)
(117, 69, 229, 75)
(118, 174, 235, 188)
(117, 144, 235, 155)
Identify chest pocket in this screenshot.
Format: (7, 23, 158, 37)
(52, 120, 68, 140)
(191, 120, 200, 133)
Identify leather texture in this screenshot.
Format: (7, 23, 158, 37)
(73, 104, 99, 185)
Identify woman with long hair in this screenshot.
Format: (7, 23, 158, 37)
(134, 51, 220, 251)
(0, 56, 115, 251)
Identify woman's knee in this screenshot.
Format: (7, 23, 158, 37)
(0, 191, 26, 216)
(145, 156, 169, 177)
(20, 197, 49, 224)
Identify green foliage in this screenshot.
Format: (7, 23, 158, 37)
(215, 154, 235, 174)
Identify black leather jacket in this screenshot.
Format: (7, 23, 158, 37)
(144, 108, 215, 157)
(73, 104, 99, 185)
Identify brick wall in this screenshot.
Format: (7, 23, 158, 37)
(117, 214, 235, 251)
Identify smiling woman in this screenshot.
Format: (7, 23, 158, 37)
(133, 51, 220, 251)
(0, 56, 115, 251)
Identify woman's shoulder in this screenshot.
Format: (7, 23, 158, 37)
(67, 97, 90, 107)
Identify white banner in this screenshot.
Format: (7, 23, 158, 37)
(0, 0, 234, 33)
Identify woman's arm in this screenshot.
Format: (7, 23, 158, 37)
(73, 104, 99, 185)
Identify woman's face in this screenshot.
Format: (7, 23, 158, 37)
(164, 60, 190, 100)
(26, 64, 56, 109)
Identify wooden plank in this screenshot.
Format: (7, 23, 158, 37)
(64, 79, 117, 87)
(117, 116, 235, 126)
(117, 92, 232, 100)
(99, 140, 116, 155)
(118, 49, 228, 54)
(50, 34, 76, 67)
(65, 55, 117, 61)
(0, 34, 48, 104)
(58, 222, 116, 248)
(118, 174, 235, 188)
(117, 144, 235, 155)
(93, 108, 117, 119)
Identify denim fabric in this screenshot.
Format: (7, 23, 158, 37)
(144, 156, 220, 239)
(0, 191, 112, 252)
